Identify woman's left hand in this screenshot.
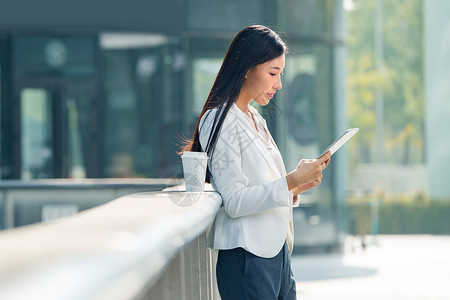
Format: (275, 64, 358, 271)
(291, 180, 319, 206)
(292, 180, 320, 196)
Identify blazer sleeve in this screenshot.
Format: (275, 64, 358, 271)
(199, 109, 290, 219)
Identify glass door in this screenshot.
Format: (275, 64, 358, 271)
(60, 84, 99, 178)
(18, 82, 99, 179)
(20, 88, 53, 179)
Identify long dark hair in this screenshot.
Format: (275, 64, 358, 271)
(180, 25, 288, 182)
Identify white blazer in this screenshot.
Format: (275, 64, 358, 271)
(199, 103, 294, 258)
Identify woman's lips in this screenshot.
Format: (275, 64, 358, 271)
(267, 93, 275, 99)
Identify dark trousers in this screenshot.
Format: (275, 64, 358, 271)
(216, 243, 297, 300)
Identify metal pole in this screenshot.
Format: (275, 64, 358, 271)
(371, 197, 380, 245)
(375, 0, 384, 163)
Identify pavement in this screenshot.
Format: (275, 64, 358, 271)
(291, 235, 450, 300)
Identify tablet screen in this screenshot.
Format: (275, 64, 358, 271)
(318, 128, 359, 158)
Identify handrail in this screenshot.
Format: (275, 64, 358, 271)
(0, 178, 174, 189)
(0, 191, 222, 300)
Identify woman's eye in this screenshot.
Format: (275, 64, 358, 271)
(270, 73, 276, 76)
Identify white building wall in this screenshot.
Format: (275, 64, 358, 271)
(424, 0, 450, 199)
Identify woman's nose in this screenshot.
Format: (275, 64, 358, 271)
(274, 77, 282, 90)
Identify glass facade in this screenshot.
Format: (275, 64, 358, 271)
(188, 38, 232, 119)
(280, 0, 334, 39)
(102, 35, 185, 178)
(188, 0, 266, 31)
(281, 43, 337, 246)
(13, 35, 98, 77)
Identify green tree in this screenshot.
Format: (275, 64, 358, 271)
(346, 0, 424, 166)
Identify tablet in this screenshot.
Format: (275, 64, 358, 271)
(318, 128, 359, 158)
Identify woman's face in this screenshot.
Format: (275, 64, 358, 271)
(241, 54, 285, 106)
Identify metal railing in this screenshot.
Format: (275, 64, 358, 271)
(0, 189, 222, 300)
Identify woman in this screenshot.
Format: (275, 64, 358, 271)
(181, 25, 331, 299)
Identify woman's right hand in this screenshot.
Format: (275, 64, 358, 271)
(286, 151, 331, 191)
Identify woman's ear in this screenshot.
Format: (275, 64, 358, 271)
(245, 69, 251, 79)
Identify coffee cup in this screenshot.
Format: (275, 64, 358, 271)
(181, 151, 208, 192)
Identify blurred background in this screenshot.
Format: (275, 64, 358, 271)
(1, 0, 450, 299)
(0, 0, 449, 274)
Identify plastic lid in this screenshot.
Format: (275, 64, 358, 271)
(181, 151, 208, 159)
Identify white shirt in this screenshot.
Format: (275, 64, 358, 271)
(244, 108, 285, 178)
